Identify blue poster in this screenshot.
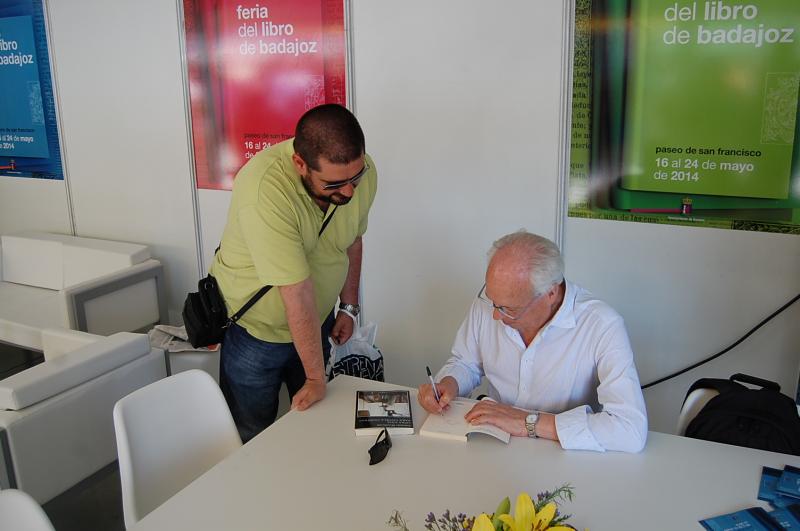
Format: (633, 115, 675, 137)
(0, 0, 63, 180)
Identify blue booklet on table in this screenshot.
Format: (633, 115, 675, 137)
(759, 467, 800, 509)
(702, 464, 800, 529)
(769, 504, 800, 529)
(699, 507, 782, 531)
(777, 466, 800, 499)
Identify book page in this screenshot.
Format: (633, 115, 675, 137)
(420, 398, 510, 443)
(467, 423, 511, 444)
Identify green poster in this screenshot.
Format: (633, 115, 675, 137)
(569, 0, 800, 234)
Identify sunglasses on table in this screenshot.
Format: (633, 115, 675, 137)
(368, 428, 392, 465)
(321, 161, 370, 190)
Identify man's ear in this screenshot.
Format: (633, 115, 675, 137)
(291, 153, 307, 174)
(545, 283, 559, 302)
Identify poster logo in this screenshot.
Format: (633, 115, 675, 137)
(183, 0, 348, 190)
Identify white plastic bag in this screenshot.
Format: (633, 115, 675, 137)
(326, 322, 384, 381)
(148, 324, 219, 353)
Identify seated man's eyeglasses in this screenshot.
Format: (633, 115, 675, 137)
(321, 161, 370, 190)
(477, 283, 542, 320)
(368, 428, 392, 465)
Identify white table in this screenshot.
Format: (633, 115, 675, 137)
(131, 375, 800, 530)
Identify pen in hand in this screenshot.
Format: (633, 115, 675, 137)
(426, 366, 442, 411)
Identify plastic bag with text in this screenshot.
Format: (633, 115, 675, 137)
(326, 322, 384, 382)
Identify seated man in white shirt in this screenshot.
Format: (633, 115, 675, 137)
(418, 230, 648, 452)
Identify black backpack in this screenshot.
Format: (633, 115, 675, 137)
(683, 373, 800, 456)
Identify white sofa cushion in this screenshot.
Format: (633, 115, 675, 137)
(0, 283, 71, 350)
(0, 235, 62, 290)
(0, 282, 70, 328)
(0, 332, 151, 410)
(61, 236, 150, 287)
(41, 328, 101, 360)
(1, 232, 150, 289)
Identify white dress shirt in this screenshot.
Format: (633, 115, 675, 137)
(437, 281, 648, 453)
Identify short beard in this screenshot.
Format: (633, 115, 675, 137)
(328, 194, 352, 206)
(301, 174, 352, 206)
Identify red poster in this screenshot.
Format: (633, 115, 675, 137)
(183, 0, 347, 190)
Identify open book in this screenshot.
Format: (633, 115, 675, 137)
(420, 398, 511, 443)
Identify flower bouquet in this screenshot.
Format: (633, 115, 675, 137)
(388, 484, 579, 531)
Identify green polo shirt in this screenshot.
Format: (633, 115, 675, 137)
(210, 138, 377, 343)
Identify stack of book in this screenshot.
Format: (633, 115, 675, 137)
(700, 465, 800, 530)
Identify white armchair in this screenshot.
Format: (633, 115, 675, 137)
(0, 231, 167, 351)
(0, 329, 168, 503)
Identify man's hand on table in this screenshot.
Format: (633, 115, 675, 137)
(464, 400, 529, 437)
(291, 377, 326, 411)
(464, 402, 558, 440)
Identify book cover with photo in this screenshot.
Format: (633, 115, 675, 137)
(354, 390, 414, 436)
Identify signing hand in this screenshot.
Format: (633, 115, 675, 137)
(291, 378, 326, 411)
(330, 311, 355, 345)
(417, 376, 458, 414)
(464, 400, 529, 437)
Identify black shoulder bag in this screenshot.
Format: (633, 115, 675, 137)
(182, 206, 338, 348)
(683, 373, 800, 455)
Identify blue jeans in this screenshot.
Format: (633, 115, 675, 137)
(219, 312, 334, 443)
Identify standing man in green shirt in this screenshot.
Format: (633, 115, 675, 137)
(211, 104, 377, 442)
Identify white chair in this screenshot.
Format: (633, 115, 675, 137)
(0, 489, 55, 531)
(676, 388, 720, 436)
(113, 369, 242, 528)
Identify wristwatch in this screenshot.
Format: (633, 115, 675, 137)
(525, 412, 540, 439)
(338, 302, 360, 320)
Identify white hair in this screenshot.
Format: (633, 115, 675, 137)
(488, 230, 564, 296)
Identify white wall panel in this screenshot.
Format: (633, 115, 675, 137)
(565, 218, 800, 432)
(45, 0, 198, 323)
(353, 1, 568, 388)
(198, 189, 232, 271)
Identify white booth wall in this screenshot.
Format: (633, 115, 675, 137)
(566, 219, 800, 432)
(0, 0, 797, 434)
(42, 0, 200, 324)
(353, 1, 568, 390)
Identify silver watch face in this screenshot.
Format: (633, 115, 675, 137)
(340, 303, 360, 316)
(525, 412, 539, 438)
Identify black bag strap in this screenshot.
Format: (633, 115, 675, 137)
(681, 372, 783, 410)
(227, 205, 339, 326)
(682, 378, 744, 409)
(730, 373, 781, 392)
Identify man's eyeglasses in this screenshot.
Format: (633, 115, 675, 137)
(368, 428, 392, 465)
(321, 161, 370, 190)
(477, 283, 541, 320)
